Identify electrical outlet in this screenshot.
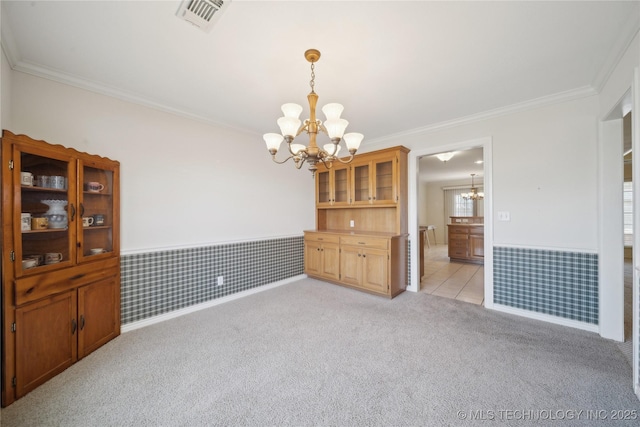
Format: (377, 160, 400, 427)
(350, 220, 355, 228)
(216, 276, 223, 286)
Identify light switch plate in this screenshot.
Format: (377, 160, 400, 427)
(498, 211, 510, 221)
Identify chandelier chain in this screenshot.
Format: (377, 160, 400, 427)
(310, 62, 315, 93)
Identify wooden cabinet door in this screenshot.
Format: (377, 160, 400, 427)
(372, 157, 396, 204)
(361, 248, 389, 293)
(332, 165, 350, 206)
(305, 240, 323, 276)
(78, 277, 119, 359)
(469, 235, 484, 260)
(15, 291, 77, 398)
(351, 160, 372, 205)
(321, 242, 340, 281)
(316, 169, 332, 207)
(77, 158, 119, 263)
(340, 246, 362, 287)
(12, 142, 77, 277)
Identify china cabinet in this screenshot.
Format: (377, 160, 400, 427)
(305, 146, 409, 298)
(1, 130, 120, 407)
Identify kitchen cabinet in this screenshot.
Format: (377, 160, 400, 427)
(1, 130, 120, 407)
(447, 223, 484, 264)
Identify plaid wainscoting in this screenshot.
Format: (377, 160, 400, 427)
(493, 246, 598, 324)
(120, 236, 304, 325)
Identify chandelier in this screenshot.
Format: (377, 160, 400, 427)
(461, 173, 484, 200)
(263, 49, 363, 177)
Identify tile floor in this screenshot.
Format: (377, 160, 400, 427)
(420, 244, 484, 305)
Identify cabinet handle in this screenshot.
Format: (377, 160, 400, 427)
(363, 254, 366, 258)
(70, 203, 76, 221)
(80, 203, 85, 217)
(358, 254, 361, 257)
(71, 319, 77, 335)
(317, 248, 321, 251)
(80, 315, 85, 331)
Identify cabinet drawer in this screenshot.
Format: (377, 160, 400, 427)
(449, 248, 469, 258)
(304, 233, 340, 244)
(448, 226, 469, 235)
(340, 235, 389, 250)
(449, 239, 468, 248)
(15, 258, 119, 306)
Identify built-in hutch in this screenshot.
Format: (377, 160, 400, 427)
(304, 146, 409, 298)
(1, 131, 121, 407)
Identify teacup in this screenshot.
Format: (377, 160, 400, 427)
(86, 182, 105, 192)
(36, 175, 51, 188)
(24, 254, 44, 266)
(20, 172, 33, 186)
(21, 258, 38, 269)
(92, 214, 105, 226)
(50, 176, 66, 190)
(82, 217, 94, 227)
(45, 252, 63, 264)
(90, 248, 105, 255)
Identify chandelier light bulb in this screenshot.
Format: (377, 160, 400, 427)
(263, 133, 284, 152)
(324, 144, 341, 157)
(324, 119, 349, 139)
(322, 103, 344, 120)
(343, 133, 364, 151)
(290, 144, 306, 155)
(277, 116, 301, 138)
(281, 103, 303, 119)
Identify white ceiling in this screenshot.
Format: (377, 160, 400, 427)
(2, 1, 639, 182)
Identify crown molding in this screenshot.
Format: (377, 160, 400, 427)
(364, 85, 598, 146)
(592, 8, 640, 93)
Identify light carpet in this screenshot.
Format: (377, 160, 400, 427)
(1, 278, 639, 426)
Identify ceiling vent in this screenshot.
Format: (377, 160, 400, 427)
(176, 0, 230, 33)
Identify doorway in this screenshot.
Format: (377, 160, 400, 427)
(407, 137, 493, 308)
(417, 147, 485, 304)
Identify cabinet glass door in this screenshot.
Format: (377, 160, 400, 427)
(352, 162, 371, 204)
(15, 145, 76, 277)
(333, 166, 349, 204)
(316, 170, 331, 205)
(374, 159, 395, 203)
(78, 161, 115, 262)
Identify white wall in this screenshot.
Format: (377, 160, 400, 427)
(370, 95, 600, 252)
(1, 47, 11, 130)
(4, 69, 316, 253)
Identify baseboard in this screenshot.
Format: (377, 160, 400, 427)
(490, 303, 599, 334)
(121, 274, 306, 333)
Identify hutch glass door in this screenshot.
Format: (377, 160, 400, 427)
(15, 145, 75, 277)
(78, 162, 114, 262)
